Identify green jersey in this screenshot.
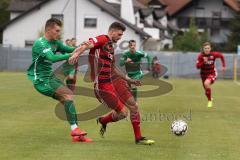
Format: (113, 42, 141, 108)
(27, 37, 75, 82)
(119, 50, 152, 79)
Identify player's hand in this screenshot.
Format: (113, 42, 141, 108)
(203, 57, 208, 63)
(69, 53, 79, 64)
(125, 58, 133, 64)
(128, 79, 141, 86)
(133, 80, 142, 86)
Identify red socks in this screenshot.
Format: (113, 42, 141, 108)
(100, 111, 142, 140)
(205, 88, 211, 101)
(130, 112, 142, 140)
(100, 112, 117, 124)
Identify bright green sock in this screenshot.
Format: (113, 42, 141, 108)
(131, 87, 138, 101)
(64, 100, 78, 125)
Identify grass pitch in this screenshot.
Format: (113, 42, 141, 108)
(0, 72, 240, 160)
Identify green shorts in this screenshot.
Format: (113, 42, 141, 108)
(33, 75, 64, 99)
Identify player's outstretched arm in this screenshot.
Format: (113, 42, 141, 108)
(58, 41, 76, 53)
(45, 50, 71, 63)
(68, 41, 93, 64)
(215, 52, 226, 71)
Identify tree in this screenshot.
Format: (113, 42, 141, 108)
(173, 18, 209, 52)
(0, 0, 11, 43)
(226, 12, 240, 52)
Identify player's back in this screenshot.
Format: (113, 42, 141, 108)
(88, 35, 115, 83)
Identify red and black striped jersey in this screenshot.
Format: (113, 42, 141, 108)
(88, 35, 115, 83)
(196, 52, 225, 77)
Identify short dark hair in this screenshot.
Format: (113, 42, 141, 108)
(45, 18, 62, 31)
(129, 40, 136, 44)
(109, 22, 126, 31)
(203, 42, 211, 47)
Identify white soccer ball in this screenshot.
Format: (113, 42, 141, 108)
(171, 120, 188, 136)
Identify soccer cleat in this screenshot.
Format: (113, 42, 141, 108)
(71, 128, 87, 137)
(97, 117, 107, 138)
(207, 98, 213, 108)
(72, 136, 93, 142)
(135, 137, 155, 145)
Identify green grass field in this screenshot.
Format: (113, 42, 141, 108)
(0, 72, 240, 160)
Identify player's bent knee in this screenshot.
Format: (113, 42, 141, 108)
(125, 101, 139, 112)
(64, 94, 73, 101)
(125, 101, 138, 109)
(56, 93, 73, 101)
(204, 83, 210, 88)
(204, 80, 211, 88)
(126, 97, 137, 106)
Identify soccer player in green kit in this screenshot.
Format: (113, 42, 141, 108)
(120, 40, 152, 100)
(27, 18, 92, 142)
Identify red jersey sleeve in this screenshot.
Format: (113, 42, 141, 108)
(89, 35, 108, 48)
(212, 52, 226, 68)
(196, 53, 204, 69)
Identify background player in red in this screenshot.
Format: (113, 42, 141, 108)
(196, 42, 226, 107)
(69, 22, 155, 145)
(152, 56, 161, 78)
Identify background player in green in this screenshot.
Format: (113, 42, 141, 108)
(61, 38, 78, 91)
(27, 18, 92, 142)
(120, 40, 152, 100)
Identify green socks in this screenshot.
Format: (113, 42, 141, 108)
(64, 100, 78, 125)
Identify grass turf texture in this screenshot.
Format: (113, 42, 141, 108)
(0, 72, 240, 160)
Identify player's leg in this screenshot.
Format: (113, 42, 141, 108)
(131, 84, 138, 101)
(130, 74, 142, 101)
(54, 85, 92, 142)
(34, 75, 91, 142)
(95, 83, 128, 137)
(113, 78, 155, 145)
(65, 74, 77, 91)
(97, 107, 128, 137)
(66, 64, 78, 91)
(124, 96, 155, 145)
(62, 62, 78, 91)
(203, 78, 213, 107)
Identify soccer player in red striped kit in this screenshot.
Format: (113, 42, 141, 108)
(196, 42, 226, 107)
(69, 22, 155, 145)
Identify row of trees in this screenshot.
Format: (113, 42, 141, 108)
(173, 19, 208, 52)
(173, 14, 240, 53)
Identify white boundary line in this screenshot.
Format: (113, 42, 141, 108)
(234, 81, 240, 86)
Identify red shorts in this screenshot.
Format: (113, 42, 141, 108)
(112, 77, 133, 103)
(94, 78, 132, 112)
(152, 63, 161, 73)
(201, 74, 217, 85)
